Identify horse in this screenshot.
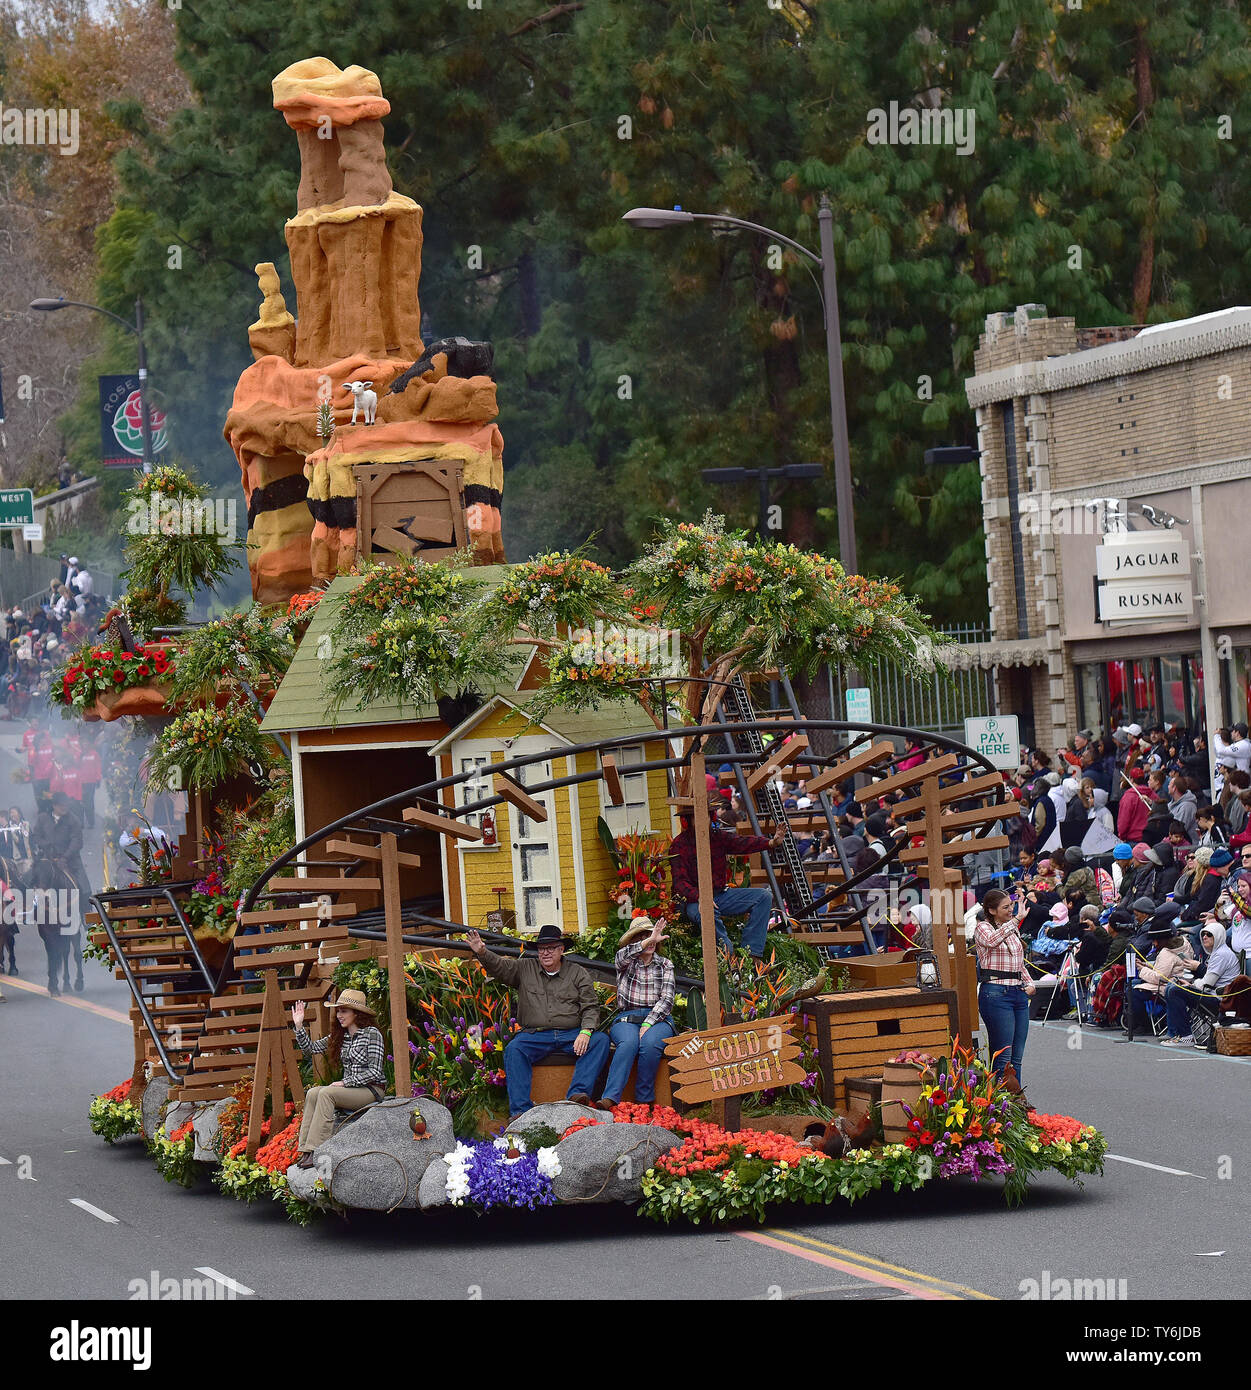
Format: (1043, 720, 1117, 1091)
(29, 857, 83, 996)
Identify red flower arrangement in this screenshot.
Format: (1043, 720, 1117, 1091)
(53, 643, 176, 710)
(103, 1078, 133, 1103)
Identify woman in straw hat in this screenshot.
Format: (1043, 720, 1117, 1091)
(291, 989, 387, 1168)
(597, 913, 677, 1110)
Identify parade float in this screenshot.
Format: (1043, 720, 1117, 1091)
(76, 56, 1108, 1229)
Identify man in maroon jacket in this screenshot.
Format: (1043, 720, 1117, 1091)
(669, 793, 785, 960)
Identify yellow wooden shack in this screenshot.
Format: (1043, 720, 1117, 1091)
(260, 571, 672, 937)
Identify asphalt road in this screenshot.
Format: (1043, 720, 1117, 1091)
(1, 720, 1247, 1305)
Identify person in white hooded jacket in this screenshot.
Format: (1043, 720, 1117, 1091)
(1161, 920, 1240, 1047)
(1041, 776, 1078, 854)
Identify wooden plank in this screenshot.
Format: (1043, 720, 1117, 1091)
(401, 805, 483, 841)
(892, 771, 1007, 817)
(493, 770, 548, 823)
(804, 740, 897, 796)
(187, 1051, 261, 1070)
(601, 754, 624, 807)
(673, 1057, 808, 1105)
(827, 1045, 951, 1071)
(373, 524, 420, 557)
(237, 903, 357, 926)
(787, 930, 863, 945)
(689, 753, 722, 1053)
(744, 733, 810, 792)
(229, 947, 326, 966)
(828, 1023, 952, 1046)
(230, 924, 349, 950)
(665, 1014, 797, 1060)
(892, 800, 1020, 832)
(265, 876, 382, 893)
(897, 834, 1009, 865)
(401, 512, 456, 544)
(668, 1035, 802, 1074)
(861, 752, 959, 800)
(382, 832, 408, 1101)
(325, 838, 423, 868)
(204, 1014, 263, 1030)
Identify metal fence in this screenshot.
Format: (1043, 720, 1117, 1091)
(828, 623, 995, 740)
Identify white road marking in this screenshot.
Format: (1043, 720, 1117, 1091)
(194, 1267, 255, 1297)
(70, 1197, 119, 1223)
(1190, 1250, 1225, 1257)
(0, 1155, 11, 1165)
(1107, 1153, 1207, 1180)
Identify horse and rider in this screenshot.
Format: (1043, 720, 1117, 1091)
(30, 790, 91, 996)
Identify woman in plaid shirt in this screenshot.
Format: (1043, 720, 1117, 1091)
(290, 989, 387, 1167)
(598, 915, 676, 1109)
(974, 888, 1036, 1083)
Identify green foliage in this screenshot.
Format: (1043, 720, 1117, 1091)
(219, 771, 295, 905)
(324, 556, 509, 718)
(145, 701, 270, 797)
(165, 605, 294, 705)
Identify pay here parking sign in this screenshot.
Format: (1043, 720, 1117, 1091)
(963, 715, 1020, 770)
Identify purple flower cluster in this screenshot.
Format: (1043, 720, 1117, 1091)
(463, 1142, 556, 1211)
(937, 1139, 1015, 1183)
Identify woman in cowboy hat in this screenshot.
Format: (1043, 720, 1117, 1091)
(598, 914, 677, 1110)
(291, 989, 386, 1167)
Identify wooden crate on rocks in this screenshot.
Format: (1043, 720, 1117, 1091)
(802, 987, 957, 1109)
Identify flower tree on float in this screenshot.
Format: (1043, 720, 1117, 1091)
(324, 515, 944, 774)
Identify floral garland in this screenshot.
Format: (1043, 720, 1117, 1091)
(88, 1078, 142, 1144)
(484, 551, 623, 636)
(165, 607, 292, 705)
(444, 1135, 562, 1210)
(52, 643, 174, 710)
(145, 702, 269, 796)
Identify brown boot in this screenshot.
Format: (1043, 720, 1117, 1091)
(295, 1152, 316, 1169)
(567, 1093, 594, 1107)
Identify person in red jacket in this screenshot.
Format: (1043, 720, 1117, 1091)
(79, 738, 102, 829)
(1116, 767, 1153, 844)
(668, 793, 785, 960)
(31, 730, 55, 815)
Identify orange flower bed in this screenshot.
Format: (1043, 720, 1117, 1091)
(255, 1117, 302, 1173)
(609, 1101, 821, 1176)
(1027, 1111, 1086, 1146)
(169, 1119, 194, 1144)
(104, 1078, 133, 1103)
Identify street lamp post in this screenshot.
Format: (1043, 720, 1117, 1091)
(624, 196, 858, 574)
(29, 296, 155, 474)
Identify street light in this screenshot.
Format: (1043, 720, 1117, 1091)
(924, 445, 982, 468)
(701, 462, 825, 538)
(30, 296, 155, 474)
(623, 197, 857, 573)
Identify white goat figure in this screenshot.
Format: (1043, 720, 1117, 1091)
(344, 379, 378, 426)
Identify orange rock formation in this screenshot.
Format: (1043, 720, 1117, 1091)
(224, 56, 504, 605)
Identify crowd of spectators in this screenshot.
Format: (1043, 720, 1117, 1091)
(0, 557, 110, 717)
(705, 719, 1249, 1057)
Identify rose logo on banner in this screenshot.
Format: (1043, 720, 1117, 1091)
(98, 374, 168, 467)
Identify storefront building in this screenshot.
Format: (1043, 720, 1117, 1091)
(962, 304, 1251, 762)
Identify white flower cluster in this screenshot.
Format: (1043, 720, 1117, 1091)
(445, 1141, 474, 1206)
(536, 1146, 562, 1179)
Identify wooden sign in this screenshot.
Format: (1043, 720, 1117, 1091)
(664, 1014, 805, 1105)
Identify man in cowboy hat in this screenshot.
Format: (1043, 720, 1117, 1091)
(291, 989, 387, 1166)
(466, 924, 610, 1117)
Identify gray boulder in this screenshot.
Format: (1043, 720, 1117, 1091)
(192, 1100, 229, 1162)
(140, 1076, 171, 1141)
(505, 1101, 611, 1138)
(550, 1122, 682, 1204)
(290, 1097, 455, 1211)
(162, 1099, 194, 1139)
(417, 1157, 450, 1210)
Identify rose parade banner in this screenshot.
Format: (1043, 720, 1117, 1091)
(99, 374, 168, 467)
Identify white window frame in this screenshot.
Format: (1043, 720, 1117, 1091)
(600, 744, 651, 835)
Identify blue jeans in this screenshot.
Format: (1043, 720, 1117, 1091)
(503, 1028, 611, 1117)
(602, 1012, 676, 1104)
(979, 983, 1030, 1080)
(683, 886, 772, 957)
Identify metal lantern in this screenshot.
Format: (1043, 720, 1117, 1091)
(914, 950, 941, 990)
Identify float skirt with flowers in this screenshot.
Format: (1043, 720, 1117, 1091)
(87, 1042, 1107, 1230)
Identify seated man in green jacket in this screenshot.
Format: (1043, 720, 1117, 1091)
(466, 923, 610, 1118)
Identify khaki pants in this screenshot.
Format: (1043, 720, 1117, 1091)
(298, 1084, 376, 1152)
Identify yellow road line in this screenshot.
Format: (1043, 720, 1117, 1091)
(748, 1226, 996, 1300)
(2, 974, 131, 1025)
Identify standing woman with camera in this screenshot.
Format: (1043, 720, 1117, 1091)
(974, 887, 1036, 1084)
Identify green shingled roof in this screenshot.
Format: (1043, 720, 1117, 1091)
(261, 568, 659, 743)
